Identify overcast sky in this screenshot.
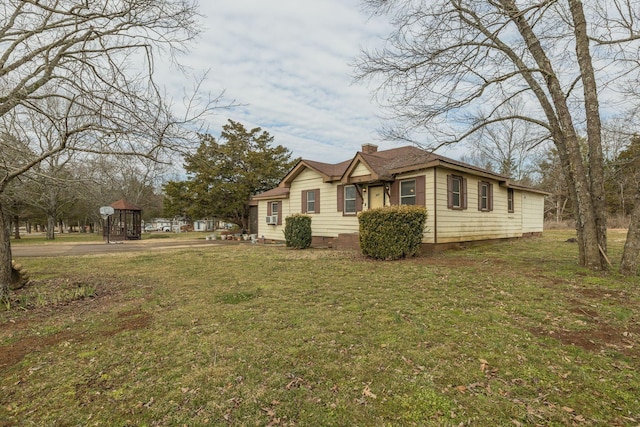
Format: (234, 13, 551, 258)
(159, 0, 404, 164)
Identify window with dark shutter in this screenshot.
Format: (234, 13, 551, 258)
(302, 189, 320, 213)
(397, 175, 427, 206)
(478, 181, 493, 212)
(447, 174, 466, 210)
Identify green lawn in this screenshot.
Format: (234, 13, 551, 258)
(1, 230, 638, 426)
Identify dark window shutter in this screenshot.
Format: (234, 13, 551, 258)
(462, 177, 468, 209)
(277, 202, 282, 225)
(489, 183, 494, 211)
(447, 174, 453, 209)
(337, 185, 344, 212)
(415, 175, 426, 206)
(315, 189, 320, 213)
(390, 181, 399, 205)
(267, 202, 272, 216)
(301, 191, 307, 213)
(356, 186, 363, 212)
(478, 182, 482, 211)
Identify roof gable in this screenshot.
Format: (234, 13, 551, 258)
(342, 146, 437, 184)
(281, 159, 350, 185)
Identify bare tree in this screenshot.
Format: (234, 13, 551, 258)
(356, 0, 640, 272)
(621, 188, 640, 275)
(537, 146, 572, 223)
(465, 100, 549, 182)
(0, 1, 226, 299)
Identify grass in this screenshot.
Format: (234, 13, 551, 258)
(1, 230, 639, 426)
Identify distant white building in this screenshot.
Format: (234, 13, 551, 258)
(193, 219, 216, 232)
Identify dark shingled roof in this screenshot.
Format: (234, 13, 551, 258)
(303, 159, 352, 179)
(251, 186, 290, 200)
(359, 146, 436, 177)
(251, 144, 535, 201)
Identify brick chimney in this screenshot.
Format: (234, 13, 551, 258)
(361, 143, 378, 154)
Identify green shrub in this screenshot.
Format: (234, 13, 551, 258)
(284, 214, 312, 249)
(359, 205, 427, 260)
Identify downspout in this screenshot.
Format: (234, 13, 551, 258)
(433, 168, 438, 244)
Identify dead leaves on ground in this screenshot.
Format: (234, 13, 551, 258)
(449, 358, 594, 426)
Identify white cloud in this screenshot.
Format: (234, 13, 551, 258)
(157, 0, 399, 164)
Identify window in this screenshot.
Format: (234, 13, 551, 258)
(400, 180, 416, 205)
(508, 188, 514, 213)
(301, 189, 320, 214)
(452, 177, 462, 208)
(478, 181, 493, 211)
(390, 176, 425, 206)
(306, 190, 315, 213)
(344, 185, 357, 214)
(267, 201, 282, 225)
(447, 174, 466, 210)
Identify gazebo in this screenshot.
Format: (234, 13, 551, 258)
(104, 199, 142, 241)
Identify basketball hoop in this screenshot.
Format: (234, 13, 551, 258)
(99, 206, 115, 243)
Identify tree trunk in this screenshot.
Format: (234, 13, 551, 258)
(500, 0, 603, 270)
(565, 147, 601, 269)
(569, 0, 608, 266)
(47, 215, 56, 240)
(12, 214, 20, 239)
(620, 189, 640, 275)
(0, 204, 12, 302)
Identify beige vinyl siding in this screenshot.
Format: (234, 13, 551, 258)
(521, 191, 545, 233)
(351, 162, 371, 177)
(394, 171, 434, 244)
(293, 169, 359, 237)
(435, 168, 522, 243)
(257, 197, 290, 240)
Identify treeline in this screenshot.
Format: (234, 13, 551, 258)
(3, 155, 165, 240)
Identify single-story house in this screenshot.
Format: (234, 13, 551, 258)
(252, 144, 547, 251)
(193, 219, 216, 232)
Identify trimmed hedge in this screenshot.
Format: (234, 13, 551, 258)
(358, 205, 428, 260)
(284, 214, 312, 249)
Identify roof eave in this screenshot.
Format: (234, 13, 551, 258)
(251, 191, 290, 201)
(404, 159, 509, 183)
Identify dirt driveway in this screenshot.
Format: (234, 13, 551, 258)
(11, 238, 226, 258)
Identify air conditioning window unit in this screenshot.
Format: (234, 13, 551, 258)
(266, 215, 278, 225)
